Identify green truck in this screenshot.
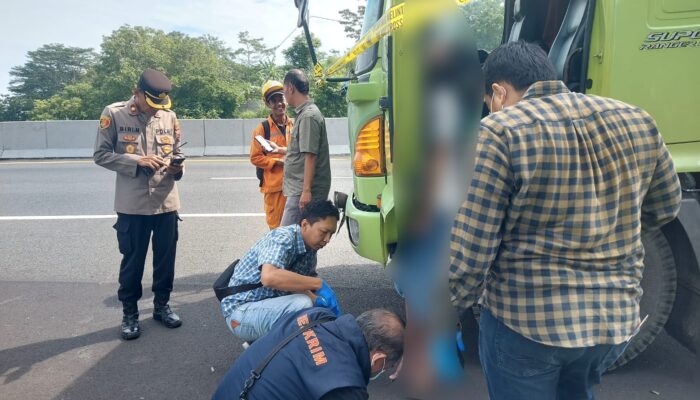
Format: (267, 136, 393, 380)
(296, 0, 700, 368)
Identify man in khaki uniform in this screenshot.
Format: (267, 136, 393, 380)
(279, 69, 331, 226)
(94, 69, 184, 340)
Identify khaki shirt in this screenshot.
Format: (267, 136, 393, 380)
(283, 100, 331, 198)
(93, 97, 182, 215)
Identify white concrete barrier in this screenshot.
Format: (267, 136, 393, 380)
(45, 120, 96, 158)
(0, 121, 47, 158)
(179, 119, 205, 156)
(0, 117, 350, 159)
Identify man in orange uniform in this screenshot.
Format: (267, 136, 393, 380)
(250, 80, 294, 229)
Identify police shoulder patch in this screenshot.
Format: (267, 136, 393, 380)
(99, 116, 111, 129)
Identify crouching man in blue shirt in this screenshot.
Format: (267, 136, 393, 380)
(220, 199, 342, 342)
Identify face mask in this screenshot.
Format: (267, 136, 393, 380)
(369, 354, 387, 381)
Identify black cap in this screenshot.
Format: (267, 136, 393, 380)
(138, 69, 172, 110)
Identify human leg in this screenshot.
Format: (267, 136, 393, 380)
(226, 294, 313, 342)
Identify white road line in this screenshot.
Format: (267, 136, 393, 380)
(210, 177, 257, 180)
(0, 157, 350, 166)
(0, 213, 266, 221)
(209, 176, 354, 180)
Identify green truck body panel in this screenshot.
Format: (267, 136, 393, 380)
(345, 0, 700, 265)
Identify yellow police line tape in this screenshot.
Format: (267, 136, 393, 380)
(316, 0, 473, 81)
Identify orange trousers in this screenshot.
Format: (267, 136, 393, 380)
(264, 191, 287, 230)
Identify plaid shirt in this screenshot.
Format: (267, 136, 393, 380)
(449, 81, 681, 347)
(220, 225, 317, 319)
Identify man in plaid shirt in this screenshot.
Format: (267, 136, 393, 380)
(449, 41, 681, 399)
(220, 200, 341, 342)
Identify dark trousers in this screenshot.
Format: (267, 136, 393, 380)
(479, 308, 628, 400)
(113, 212, 179, 312)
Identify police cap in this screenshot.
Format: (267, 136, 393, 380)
(138, 69, 172, 110)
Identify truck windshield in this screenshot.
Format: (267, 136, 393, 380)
(354, 0, 384, 76)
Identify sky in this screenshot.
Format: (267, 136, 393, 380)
(0, 0, 365, 95)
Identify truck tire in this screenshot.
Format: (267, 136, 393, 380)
(607, 229, 677, 370)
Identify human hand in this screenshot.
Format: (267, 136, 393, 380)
(299, 190, 312, 210)
(269, 141, 286, 155)
(166, 160, 184, 175)
(137, 155, 165, 170)
(314, 280, 341, 316)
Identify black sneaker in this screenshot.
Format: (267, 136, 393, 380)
(121, 313, 141, 340)
(153, 304, 182, 328)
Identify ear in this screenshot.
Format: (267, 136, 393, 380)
(490, 83, 505, 101)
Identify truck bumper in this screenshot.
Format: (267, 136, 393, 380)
(343, 193, 388, 265)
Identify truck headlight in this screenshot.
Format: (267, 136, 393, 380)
(348, 217, 360, 246)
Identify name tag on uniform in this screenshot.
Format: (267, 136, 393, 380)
(121, 134, 138, 142)
(156, 135, 173, 145)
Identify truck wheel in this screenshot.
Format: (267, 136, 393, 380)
(607, 229, 677, 370)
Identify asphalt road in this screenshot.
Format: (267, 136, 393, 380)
(0, 158, 698, 400)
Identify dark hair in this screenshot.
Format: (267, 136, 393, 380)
(356, 309, 405, 365)
(483, 41, 556, 95)
(300, 199, 340, 225)
(283, 69, 310, 95)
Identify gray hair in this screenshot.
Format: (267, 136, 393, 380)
(356, 309, 405, 365)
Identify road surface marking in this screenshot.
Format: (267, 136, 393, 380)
(0, 213, 266, 221)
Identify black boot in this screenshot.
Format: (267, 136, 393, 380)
(121, 302, 140, 340)
(153, 304, 182, 328)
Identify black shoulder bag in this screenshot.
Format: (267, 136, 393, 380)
(213, 259, 263, 301)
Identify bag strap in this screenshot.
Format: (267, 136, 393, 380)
(213, 260, 263, 301)
(216, 282, 263, 300)
(239, 315, 336, 400)
(261, 120, 271, 141)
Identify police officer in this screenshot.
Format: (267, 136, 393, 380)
(94, 68, 184, 340)
(212, 308, 405, 400)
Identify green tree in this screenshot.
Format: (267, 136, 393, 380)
(1, 44, 96, 121)
(0, 94, 32, 121)
(30, 81, 95, 120)
(234, 31, 274, 69)
(282, 34, 322, 71)
(338, 5, 366, 41)
(45, 25, 247, 120)
(8, 44, 96, 101)
(461, 0, 505, 51)
(282, 34, 346, 118)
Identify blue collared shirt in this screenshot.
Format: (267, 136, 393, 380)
(220, 224, 317, 319)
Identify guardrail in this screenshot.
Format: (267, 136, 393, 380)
(0, 118, 350, 159)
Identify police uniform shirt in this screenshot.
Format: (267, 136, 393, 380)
(94, 96, 182, 215)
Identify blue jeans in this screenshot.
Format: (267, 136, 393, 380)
(225, 294, 312, 342)
(479, 308, 628, 400)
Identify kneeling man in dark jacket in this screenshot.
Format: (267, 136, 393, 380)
(212, 307, 404, 400)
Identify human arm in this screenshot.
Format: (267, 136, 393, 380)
(300, 153, 317, 209)
(641, 132, 681, 230)
(319, 387, 369, 400)
(268, 140, 287, 155)
(93, 109, 153, 176)
(166, 116, 185, 179)
(448, 126, 512, 314)
(298, 114, 323, 209)
(250, 123, 284, 169)
(260, 264, 322, 292)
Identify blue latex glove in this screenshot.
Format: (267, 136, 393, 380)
(430, 331, 464, 381)
(314, 280, 342, 316)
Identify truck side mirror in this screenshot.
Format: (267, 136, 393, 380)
(295, 0, 309, 28)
